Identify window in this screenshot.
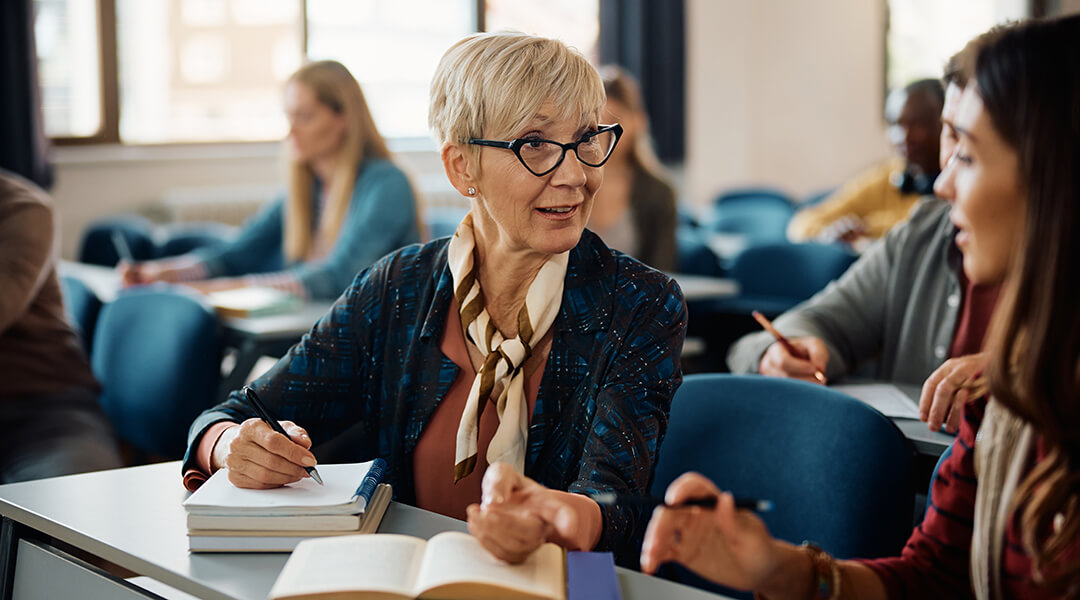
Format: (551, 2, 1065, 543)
(35, 0, 601, 145)
(886, 0, 1028, 90)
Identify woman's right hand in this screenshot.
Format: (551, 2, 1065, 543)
(212, 418, 317, 489)
(117, 260, 152, 286)
(640, 473, 783, 590)
(758, 337, 829, 384)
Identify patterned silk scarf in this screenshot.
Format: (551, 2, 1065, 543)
(447, 213, 568, 482)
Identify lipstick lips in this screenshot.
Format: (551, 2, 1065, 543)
(536, 204, 580, 220)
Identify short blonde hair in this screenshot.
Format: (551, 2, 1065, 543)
(428, 32, 605, 148)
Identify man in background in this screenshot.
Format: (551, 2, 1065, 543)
(728, 35, 1000, 435)
(0, 169, 122, 482)
(787, 79, 944, 247)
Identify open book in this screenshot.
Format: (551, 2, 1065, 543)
(206, 285, 301, 319)
(269, 531, 566, 600)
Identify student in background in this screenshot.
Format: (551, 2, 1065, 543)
(587, 66, 677, 272)
(787, 79, 944, 247)
(181, 32, 686, 566)
(119, 60, 420, 301)
(0, 170, 122, 483)
(727, 32, 1002, 434)
(645, 16, 1080, 598)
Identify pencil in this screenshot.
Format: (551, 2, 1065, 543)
(111, 230, 134, 263)
(590, 492, 774, 513)
(242, 385, 323, 485)
(751, 310, 826, 384)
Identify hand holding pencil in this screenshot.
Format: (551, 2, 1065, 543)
(753, 311, 828, 385)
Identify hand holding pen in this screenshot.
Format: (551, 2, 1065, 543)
(215, 386, 322, 489)
(242, 386, 323, 485)
(752, 311, 828, 385)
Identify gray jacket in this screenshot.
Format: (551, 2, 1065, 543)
(727, 197, 962, 385)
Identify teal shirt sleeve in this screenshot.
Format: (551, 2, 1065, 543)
(193, 194, 286, 277)
(292, 159, 420, 300)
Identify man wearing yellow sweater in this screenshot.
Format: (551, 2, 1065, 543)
(788, 79, 943, 246)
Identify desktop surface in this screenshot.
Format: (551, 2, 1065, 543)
(0, 462, 730, 600)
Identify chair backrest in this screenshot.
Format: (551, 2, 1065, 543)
(731, 242, 857, 304)
(59, 274, 102, 354)
(91, 286, 223, 458)
(650, 374, 914, 595)
(77, 215, 157, 266)
(425, 206, 469, 240)
(155, 221, 237, 258)
(675, 227, 722, 277)
(709, 188, 796, 242)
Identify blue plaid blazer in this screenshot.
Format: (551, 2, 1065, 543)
(184, 229, 687, 557)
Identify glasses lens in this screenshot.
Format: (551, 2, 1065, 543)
(519, 140, 564, 174)
(576, 129, 617, 166)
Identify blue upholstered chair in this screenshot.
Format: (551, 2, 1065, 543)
(425, 206, 469, 240)
(650, 374, 915, 597)
(924, 439, 956, 519)
(675, 227, 722, 277)
(77, 215, 157, 266)
(708, 187, 797, 243)
(59, 274, 102, 354)
(155, 221, 237, 258)
(712, 241, 857, 317)
(91, 285, 223, 459)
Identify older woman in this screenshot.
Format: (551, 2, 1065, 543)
(121, 60, 420, 301)
(182, 32, 686, 564)
(641, 16, 1080, 598)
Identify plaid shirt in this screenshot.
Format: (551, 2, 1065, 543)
(184, 230, 687, 558)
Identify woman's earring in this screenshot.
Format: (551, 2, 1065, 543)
(467, 187, 476, 196)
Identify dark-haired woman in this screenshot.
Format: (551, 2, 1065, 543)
(641, 15, 1080, 599)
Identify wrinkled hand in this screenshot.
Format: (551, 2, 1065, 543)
(758, 337, 829, 385)
(919, 352, 988, 433)
(214, 418, 316, 489)
(640, 473, 780, 590)
(466, 463, 580, 564)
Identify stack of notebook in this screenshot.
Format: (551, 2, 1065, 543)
(183, 459, 391, 552)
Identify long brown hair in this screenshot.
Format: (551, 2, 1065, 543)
(599, 65, 667, 179)
(979, 14, 1080, 591)
(284, 60, 392, 262)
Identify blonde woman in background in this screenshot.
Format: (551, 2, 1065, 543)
(588, 66, 677, 272)
(120, 60, 420, 301)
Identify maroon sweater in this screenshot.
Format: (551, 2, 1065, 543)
(862, 397, 1078, 598)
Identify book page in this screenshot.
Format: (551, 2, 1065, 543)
(269, 534, 426, 600)
(831, 383, 921, 419)
(415, 531, 564, 600)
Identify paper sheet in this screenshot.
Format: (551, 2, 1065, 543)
(831, 383, 921, 419)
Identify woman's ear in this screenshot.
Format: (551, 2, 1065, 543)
(441, 142, 478, 197)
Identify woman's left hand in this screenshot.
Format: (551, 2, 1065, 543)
(466, 462, 582, 564)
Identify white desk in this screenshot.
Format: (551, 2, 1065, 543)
(668, 273, 739, 302)
(0, 462, 732, 600)
(881, 383, 956, 457)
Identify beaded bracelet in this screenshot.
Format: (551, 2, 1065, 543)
(802, 542, 841, 600)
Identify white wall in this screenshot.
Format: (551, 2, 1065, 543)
(684, 0, 893, 207)
(51, 0, 896, 257)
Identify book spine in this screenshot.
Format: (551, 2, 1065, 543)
(353, 458, 387, 503)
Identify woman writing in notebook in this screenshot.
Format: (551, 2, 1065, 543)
(119, 60, 420, 301)
(182, 32, 686, 565)
(642, 15, 1080, 598)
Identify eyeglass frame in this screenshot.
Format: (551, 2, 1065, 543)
(467, 123, 623, 177)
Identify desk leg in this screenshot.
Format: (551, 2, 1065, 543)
(1, 517, 30, 600)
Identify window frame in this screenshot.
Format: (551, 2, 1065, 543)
(50, 0, 496, 146)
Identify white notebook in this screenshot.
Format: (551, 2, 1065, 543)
(183, 460, 386, 517)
